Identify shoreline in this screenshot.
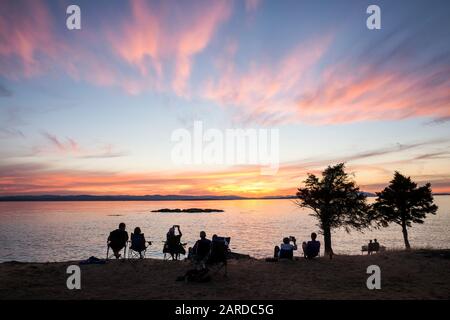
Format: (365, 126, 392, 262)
(1, 249, 449, 300)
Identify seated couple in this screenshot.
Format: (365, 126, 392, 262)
(108, 223, 149, 259)
(178, 232, 229, 282)
(367, 239, 380, 255)
(189, 231, 229, 264)
(273, 232, 320, 260)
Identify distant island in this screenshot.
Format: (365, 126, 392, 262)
(151, 208, 224, 213)
(0, 192, 448, 201)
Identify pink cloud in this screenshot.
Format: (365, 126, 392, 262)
(295, 63, 450, 124)
(0, 0, 232, 96)
(108, 0, 232, 96)
(202, 29, 450, 126)
(108, 0, 161, 76)
(0, 1, 64, 78)
(203, 35, 333, 125)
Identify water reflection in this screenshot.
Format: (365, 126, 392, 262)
(0, 197, 449, 262)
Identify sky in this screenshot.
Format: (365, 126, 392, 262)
(0, 0, 449, 196)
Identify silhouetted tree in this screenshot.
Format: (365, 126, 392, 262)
(296, 163, 370, 255)
(372, 172, 437, 249)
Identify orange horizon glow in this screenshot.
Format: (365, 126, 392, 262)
(1, 161, 449, 197)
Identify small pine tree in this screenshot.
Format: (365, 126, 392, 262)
(296, 163, 370, 255)
(372, 172, 438, 249)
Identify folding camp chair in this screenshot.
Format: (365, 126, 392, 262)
(163, 241, 187, 260)
(302, 241, 320, 259)
(128, 233, 152, 259)
(206, 236, 230, 276)
(106, 240, 127, 260)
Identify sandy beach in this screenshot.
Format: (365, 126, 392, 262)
(1, 249, 449, 300)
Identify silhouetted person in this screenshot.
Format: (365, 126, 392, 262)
(368, 239, 374, 255)
(302, 232, 320, 259)
(164, 225, 185, 260)
(207, 234, 229, 265)
(274, 236, 297, 259)
(130, 227, 148, 259)
(191, 231, 211, 262)
(373, 239, 380, 253)
(108, 222, 128, 259)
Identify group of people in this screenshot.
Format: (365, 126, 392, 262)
(107, 223, 224, 261)
(107, 222, 320, 261)
(108, 223, 188, 259)
(273, 232, 321, 260)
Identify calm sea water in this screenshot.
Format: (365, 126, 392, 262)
(0, 197, 449, 262)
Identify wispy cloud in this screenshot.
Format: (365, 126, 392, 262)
(0, 0, 232, 96)
(201, 16, 450, 125)
(0, 127, 24, 139)
(294, 58, 450, 125)
(41, 131, 79, 153)
(108, 0, 232, 96)
(79, 144, 129, 159)
(0, 0, 63, 78)
(37, 132, 128, 159)
(203, 35, 333, 125)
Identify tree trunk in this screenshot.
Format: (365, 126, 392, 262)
(323, 226, 332, 255)
(401, 221, 411, 250)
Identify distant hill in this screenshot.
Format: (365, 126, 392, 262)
(0, 194, 247, 201)
(0, 193, 384, 201)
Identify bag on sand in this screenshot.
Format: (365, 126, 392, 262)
(79, 256, 106, 265)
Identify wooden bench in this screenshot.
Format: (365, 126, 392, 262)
(361, 245, 386, 254)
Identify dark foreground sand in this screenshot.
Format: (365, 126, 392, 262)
(1, 249, 449, 300)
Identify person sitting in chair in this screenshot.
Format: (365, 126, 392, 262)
(107, 222, 129, 259)
(302, 232, 320, 259)
(368, 239, 374, 255)
(372, 239, 380, 253)
(130, 227, 149, 259)
(274, 236, 297, 259)
(207, 235, 229, 266)
(191, 231, 211, 262)
(164, 225, 186, 260)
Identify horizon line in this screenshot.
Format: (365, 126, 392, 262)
(1, 192, 449, 201)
